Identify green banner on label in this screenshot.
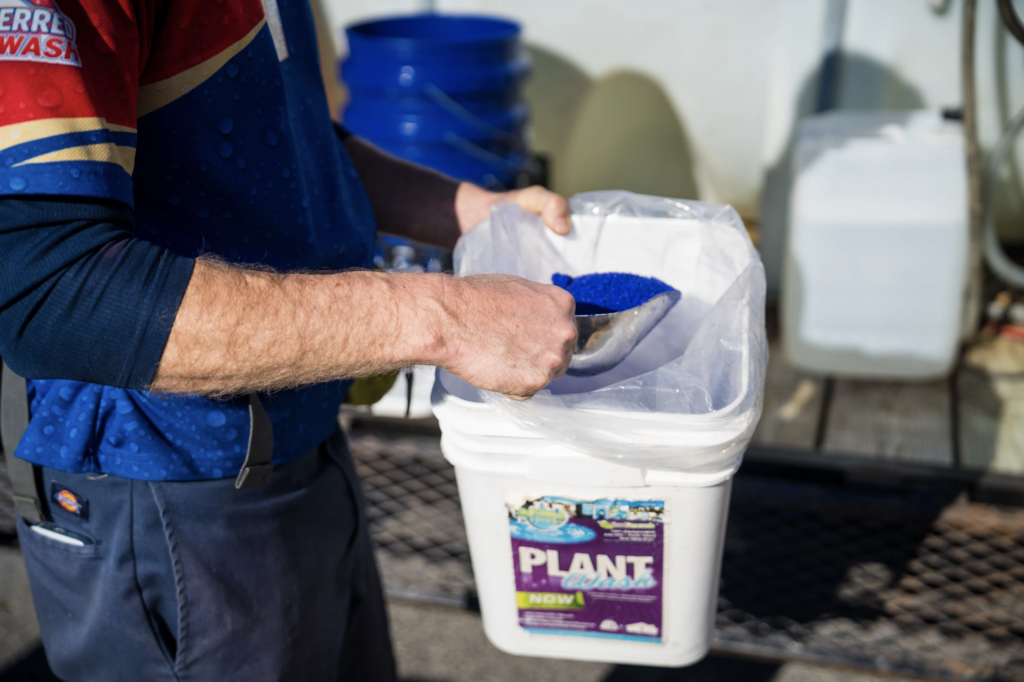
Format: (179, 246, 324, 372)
(516, 591, 586, 610)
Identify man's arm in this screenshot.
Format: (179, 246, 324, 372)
(0, 197, 194, 389)
(0, 146, 575, 399)
(151, 260, 576, 399)
(0, 195, 575, 399)
(152, 138, 578, 398)
(340, 134, 572, 247)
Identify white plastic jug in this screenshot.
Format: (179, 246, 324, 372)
(781, 110, 969, 378)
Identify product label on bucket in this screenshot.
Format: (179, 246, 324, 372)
(509, 495, 665, 643)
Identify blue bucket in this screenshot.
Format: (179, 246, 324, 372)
(341, 14, 531, 190)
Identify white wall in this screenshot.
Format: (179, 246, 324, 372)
(320, 0, 1024, 229)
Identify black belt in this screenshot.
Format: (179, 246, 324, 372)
(0, 362, 276, 525)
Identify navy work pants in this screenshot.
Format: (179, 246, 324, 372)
(16, 428, 397, 682)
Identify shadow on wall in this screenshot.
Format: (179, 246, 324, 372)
(521, 44, 592, 169)
(523, 45, 700, 202)
(759, 53, 926, 296)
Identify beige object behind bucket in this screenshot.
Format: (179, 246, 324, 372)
(556, 71, 700, 200)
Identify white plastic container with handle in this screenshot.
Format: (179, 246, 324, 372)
(433, 193, 767, 666)
(781, 110, 969, 379)
(433, 374, 735, 667)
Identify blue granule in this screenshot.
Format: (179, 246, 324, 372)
(552, 272, 676, 315)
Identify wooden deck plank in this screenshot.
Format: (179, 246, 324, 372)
(957, 335, 1024, 474)
(822, 379, 953, 466)
(751, 340, 825, 451)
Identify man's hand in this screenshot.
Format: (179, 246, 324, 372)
(456, 183, 572, 237)
(439, 275, 577, 399)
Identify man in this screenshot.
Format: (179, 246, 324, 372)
(0, 0, 577, 680)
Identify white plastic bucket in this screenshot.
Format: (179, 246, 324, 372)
(432, 370, 737, 667)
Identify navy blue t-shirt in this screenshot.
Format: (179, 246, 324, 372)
(0, 0, 375, 480)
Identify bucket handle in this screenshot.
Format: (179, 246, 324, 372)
(425, 82, 542, 189)
(441, 131, 544, 192)
(442, 131, 524, 171)
(424, 83, 525, 150)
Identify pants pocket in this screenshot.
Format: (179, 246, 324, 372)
(18, 477, 179, 682)
(17, 517, 99, 557)
(136, 481, 188, 672)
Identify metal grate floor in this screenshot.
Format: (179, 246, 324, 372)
(349, 428, 1024, 681)
(352, 431, 474, 604)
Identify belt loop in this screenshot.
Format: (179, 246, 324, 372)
(235, 393, 274, 488)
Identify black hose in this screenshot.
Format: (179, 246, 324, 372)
(998, 0, 1024, 47)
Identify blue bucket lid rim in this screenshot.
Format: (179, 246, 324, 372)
(346, 13, 521, 45)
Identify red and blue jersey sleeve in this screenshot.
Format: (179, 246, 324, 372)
(0, 0, 142, 205)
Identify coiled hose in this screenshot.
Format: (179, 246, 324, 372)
(979, 0, 1024, 289)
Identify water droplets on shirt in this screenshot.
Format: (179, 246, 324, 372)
(36, 87, 63, 109)
(168, 194, 181, 205)
(263, 128, 278, 146)
(42, 425, 56, 436)
(115, 399, 135, 415)
(196, 208, 210, 219)
(236, 157, 246, 169)
(9, 176, 26, 191)
(205, 411, 227, 428)
(217, 141, 233, 159)
(58, 386, 76, 401)
(226, 63, 239, 78)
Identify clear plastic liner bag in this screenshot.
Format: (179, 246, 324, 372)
(451, 190, 768, 473)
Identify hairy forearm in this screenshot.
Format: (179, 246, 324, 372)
(150, 259, 451, 396)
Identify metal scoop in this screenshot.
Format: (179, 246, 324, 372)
(567, 290, 681, 377)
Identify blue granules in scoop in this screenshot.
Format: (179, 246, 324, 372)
(552, 272, 677, 315)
